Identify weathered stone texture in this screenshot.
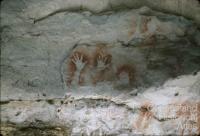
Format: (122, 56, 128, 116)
(1, 0, 200, 135)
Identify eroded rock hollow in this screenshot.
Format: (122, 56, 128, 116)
(1, 0, 200, 135)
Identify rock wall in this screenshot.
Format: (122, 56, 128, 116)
(1, 0, 200, 135)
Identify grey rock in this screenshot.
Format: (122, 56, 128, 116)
(1, 0, 200, 135)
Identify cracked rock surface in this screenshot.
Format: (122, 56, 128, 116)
(1, 0, 200, 135)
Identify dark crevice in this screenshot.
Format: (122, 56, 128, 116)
(33, 7, 91, 23)
(0, 101, 10, 105)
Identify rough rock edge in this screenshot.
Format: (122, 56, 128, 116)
(25, 0, 200, 26)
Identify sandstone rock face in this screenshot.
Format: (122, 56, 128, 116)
(1, 0, 200, 135)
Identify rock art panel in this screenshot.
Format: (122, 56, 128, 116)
(127, 14, 186, 46)
(62, 43, 140, 90)
(61, 38, 200, 92)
